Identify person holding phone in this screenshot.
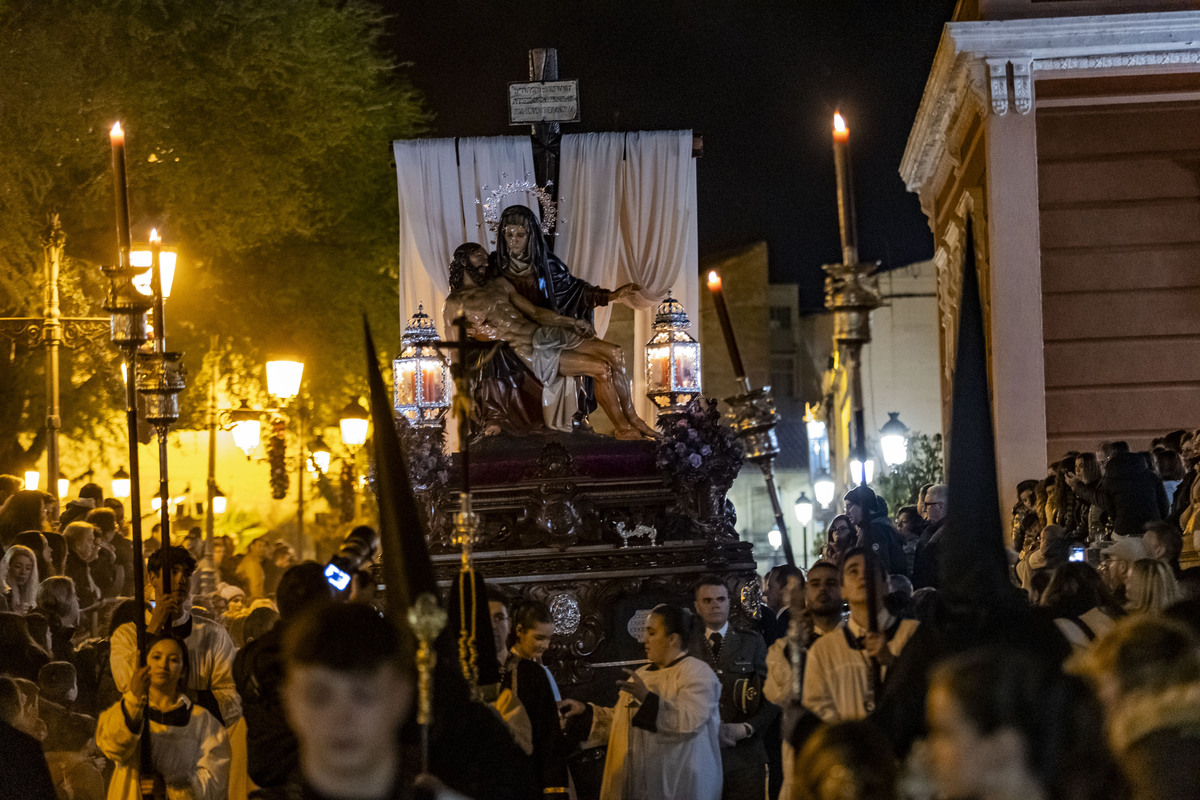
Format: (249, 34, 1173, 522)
(570, 604, 721, 800)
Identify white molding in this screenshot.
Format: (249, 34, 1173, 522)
(901, 11, 1200, 194)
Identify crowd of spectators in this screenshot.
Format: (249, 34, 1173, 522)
(0, 424, 1198, 800)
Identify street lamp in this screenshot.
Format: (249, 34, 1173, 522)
(794, 492, 813, 569)
(850, 458, 875, 486)
(644, 292, 702, 413)
(228, 400, 263, 458)
(813, 470, 836, 509)
(211, 486, 227, 515)
(130, 240, 178, 298)
(339, 399, 370, 452)
(338, 398, 369, 524)
(24, 470, 40, 491)
(309, 436, 332, 475)
(57, 473, 69, 499)
(794, 492, 814, 526)
(266, 360, 304, 401)
(111, 467, 131, 499)
(879, 412, 910, 468)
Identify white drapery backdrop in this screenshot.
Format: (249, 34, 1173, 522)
(393, 129, 697, 429)
(393, 136, 538, 338)
(558, 130, 699, 421)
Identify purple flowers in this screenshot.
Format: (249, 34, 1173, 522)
(655, 398, 744, 492)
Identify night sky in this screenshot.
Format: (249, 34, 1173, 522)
(383, 1, 956, 310)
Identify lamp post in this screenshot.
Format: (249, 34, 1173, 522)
(0, 218, 109, 501)
(794, 491, 814, 568)
(644, 293, 702, 415)
(111, 467, 131, 500)
(879, 412, 910, 469)
(338, 398, 370, 523)
(266, 359, 311, 553)
(135, 229, 187, 591)
(706, 270, 795, 568)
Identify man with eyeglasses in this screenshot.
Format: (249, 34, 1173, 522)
(913, 484, 949, 589)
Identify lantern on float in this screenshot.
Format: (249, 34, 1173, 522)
(644, 293, 702, 413)
(393, 304, 450, 427)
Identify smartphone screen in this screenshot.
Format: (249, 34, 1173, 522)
(1069, 545, 1086, 563)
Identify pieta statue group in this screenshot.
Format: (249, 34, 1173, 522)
(442, 204, 658, 441)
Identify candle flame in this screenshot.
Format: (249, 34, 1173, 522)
(110, 122, 124, 141)
(149, 228, 160, 243)
(833, 112, 847, 134)
(707, 271, 722, 291)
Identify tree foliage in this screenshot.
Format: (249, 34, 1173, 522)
(0, 0, 429, 474)
(875, 432, 945, 516)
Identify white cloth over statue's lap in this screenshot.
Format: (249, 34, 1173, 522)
(513, 326, 584, 430)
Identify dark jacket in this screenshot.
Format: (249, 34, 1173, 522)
(503, 656, 570, 794)
(63, 551, 98, 609)
(1099, 452, 1169, 538)
(233, 625, 294, 789)
(688, 623, 779, 792)
(0, 719, 56, 800)
(858, 516, 910, 580)
(912, 517, 946, 590)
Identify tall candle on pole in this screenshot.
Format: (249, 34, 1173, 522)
(832, 112, 857, 267)
(706, 271, 750, 394)
(110, 123, 133, 269)
(706, 270, 795, 567)
(822, 109, 883, 689)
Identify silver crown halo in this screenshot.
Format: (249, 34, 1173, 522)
(477, 175, 558, 235)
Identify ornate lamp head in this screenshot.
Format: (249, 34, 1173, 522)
(394, 304, 450, 427)
(644, 293, 702, 413)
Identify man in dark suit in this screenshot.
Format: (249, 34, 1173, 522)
(690, 575, 780, 800)
(758, 565, 803, 647)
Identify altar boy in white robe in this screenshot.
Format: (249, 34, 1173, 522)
(568, 604, 722, 800)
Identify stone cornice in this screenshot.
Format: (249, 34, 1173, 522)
(901, 11, 1200, 194)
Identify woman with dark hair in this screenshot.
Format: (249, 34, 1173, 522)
(502, 600, 572, 796)
(1069, 453, 1107, 544)
(579, 604, 721, 800)
(0, 490, 48, 547)
(44, 531, 68, 577)
(790, 720, 898, 800)
(820, 515, 856, 563)
(97, 634, 230, 799)
(927, 647, 1123, 800)
(0, 611, 51, 681)
(1040, 562, 1123, 652)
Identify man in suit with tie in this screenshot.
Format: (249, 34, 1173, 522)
(690, 575, 779, 800)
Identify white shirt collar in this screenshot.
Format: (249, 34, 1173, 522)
(846, 610, 893, 638)
(705, 622, 729, 639)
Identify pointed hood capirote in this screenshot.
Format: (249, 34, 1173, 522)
(938, 218, 1015, 606)
(363, 316, 438, 615)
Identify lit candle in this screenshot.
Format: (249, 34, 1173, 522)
(148, 229, 166, 350)
(110, 122, 133, 267)
(706, 270, 747, 386)
(832, 111, 858, 266)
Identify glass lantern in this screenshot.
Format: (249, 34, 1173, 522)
(339, 398, 370, 451)
(393, 303, 450, 427)
(644, 293, 702, 412)
(879, 412, 911, 468)
(229, 400, 263, 458)
(111, 467, 132, 500)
